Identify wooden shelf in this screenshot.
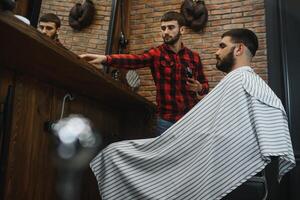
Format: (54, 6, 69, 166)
(0, 11, 155, 112)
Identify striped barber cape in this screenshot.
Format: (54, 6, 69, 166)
(90, 66, 295, 200)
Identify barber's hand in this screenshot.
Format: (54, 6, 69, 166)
(187, 78, 202, 93)
(79, 54, 107, 66)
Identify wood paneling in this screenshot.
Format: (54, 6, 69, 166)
(0, 69, 15, 199)
(0, 10, 155, 200)
(3, 75, 56, 200)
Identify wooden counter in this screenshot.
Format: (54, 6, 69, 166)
(0, 11, 156, 200)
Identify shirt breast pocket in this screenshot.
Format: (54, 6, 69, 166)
(159, 59, 175, 80)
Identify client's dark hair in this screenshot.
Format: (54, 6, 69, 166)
(222, 28, 258, 56)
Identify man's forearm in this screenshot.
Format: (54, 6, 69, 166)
(106, 53, 153, 69)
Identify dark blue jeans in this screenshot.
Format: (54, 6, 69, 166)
(155, 117, 174, 136)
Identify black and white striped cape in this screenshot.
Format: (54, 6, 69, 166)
(90, 66, 295, 200)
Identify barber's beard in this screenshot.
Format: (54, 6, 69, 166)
(216, 48, 235, 73)
(163, 32, 181, 45)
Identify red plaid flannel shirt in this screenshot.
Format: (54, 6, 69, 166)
(106, 44, 209, 122)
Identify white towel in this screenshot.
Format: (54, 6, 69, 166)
(90, 66, 295, 200)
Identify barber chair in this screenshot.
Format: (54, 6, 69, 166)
(222, 171, 268, 200)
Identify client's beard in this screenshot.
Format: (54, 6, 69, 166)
(216, 48, 235, 73)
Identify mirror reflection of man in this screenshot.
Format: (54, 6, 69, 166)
(38, 13, 63, 46)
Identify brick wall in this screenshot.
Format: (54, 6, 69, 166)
(40, 0, 267, 104)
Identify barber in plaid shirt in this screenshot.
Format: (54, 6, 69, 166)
(80, 11, 209, 135)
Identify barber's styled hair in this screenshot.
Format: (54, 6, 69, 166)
(39, 13, 61, 28)
(222, 28, 258, 56)
(161, 11, 186, 27)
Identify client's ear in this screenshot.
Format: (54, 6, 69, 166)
(235, 43, 243, 56)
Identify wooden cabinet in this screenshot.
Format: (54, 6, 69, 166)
(0, 12, 156, 200)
